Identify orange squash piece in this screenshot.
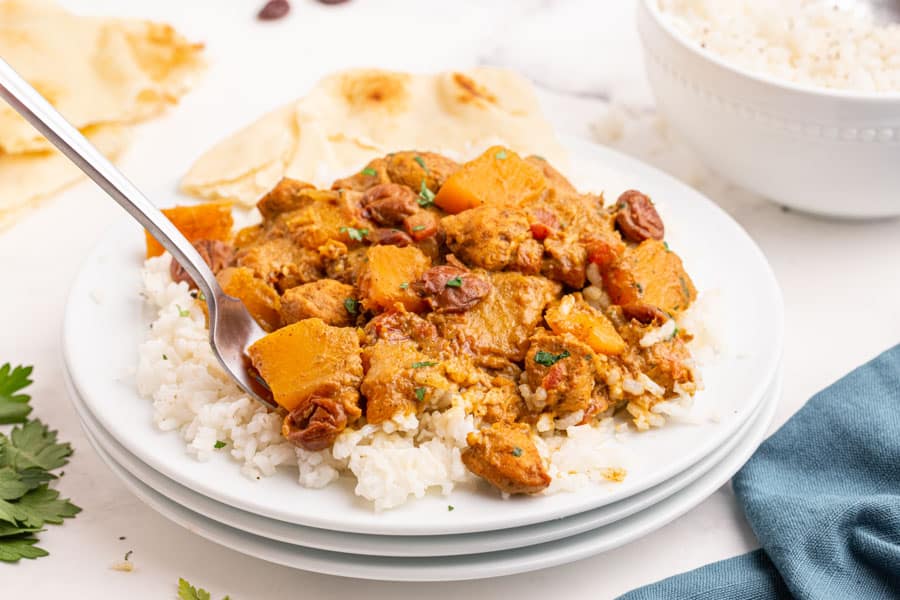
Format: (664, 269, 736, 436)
(145, 201, 233, 258)
(247, 318, 363, 413)
(217, 267, 282, 332)
(434, 146, 546, 214)
(358, 245, 431, 313)
(603, 240, 697, 315)
(544, 293, 625, 355)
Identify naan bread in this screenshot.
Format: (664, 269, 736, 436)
(0, 0, 204, 154)
(182, 68, 567, 206)
(0, 125, 129, 230)
(0, 0, 203, 231)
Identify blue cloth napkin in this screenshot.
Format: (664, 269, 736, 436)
(620, 344, 900, 600)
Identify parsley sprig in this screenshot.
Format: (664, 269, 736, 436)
(0, 364, 80, 562)
(0, 364, 33, 425)
(417, 180, 436, 207)
(178, 577, 232, 600)
(533, 350, 570, 367)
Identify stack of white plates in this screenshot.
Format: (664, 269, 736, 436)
(62, 140, 784, 582)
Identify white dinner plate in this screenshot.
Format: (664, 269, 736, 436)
(67, 367, 780, 557)
(76, 370, 779, 581)
(62, 137, 784, 535)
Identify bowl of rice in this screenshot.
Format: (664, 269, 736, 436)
(637, 0, 900, 218)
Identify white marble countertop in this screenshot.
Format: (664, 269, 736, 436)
(3, 0, 899, 598)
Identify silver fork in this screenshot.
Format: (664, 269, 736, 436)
(0, 58, 277, 410)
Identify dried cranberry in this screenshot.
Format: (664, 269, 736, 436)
(258, 0, 290, 20)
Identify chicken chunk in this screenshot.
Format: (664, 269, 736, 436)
(616, 320, 695, 394)
(524, 329, 596, 416)
(462, 422, 550, 495)
(235, 237, 323, 293)
(280, 279, 357, 327)
(362, 310, 440, 354)
(431, 272, 561, 363)
(361, 341, 437, 424)
(476, 378, 525, 424)
(525, 155, 577, 194)
(385, 151, 460, 192)
(256, 178, 316, 220)
(331, 158, 391, 192)
(276, 189, 372, 251)
(441, 205, 535, 272)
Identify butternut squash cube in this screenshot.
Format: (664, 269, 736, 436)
(358, 245, 431, 313)
(145, 201, 233, 258)
(545, 294, 625, 355)
(603, 240, 697, 315)
(247, 318, 363, 413)
(434, 146, 546, 214)
(217, 267, 282, 332)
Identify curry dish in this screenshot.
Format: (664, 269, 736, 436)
(148, 146, 699, 496)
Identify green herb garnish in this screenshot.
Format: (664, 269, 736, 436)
(495, 149, 508, 160)
(411, 361, 437, 369)
(414, 387, 427, 402)
(361, 167, 378, 177)
(533, 350, 570, 367)
(633, 282, 643, 294)
(447, 505, 455, 512)
(399, 282, 409, 290)
(417, 180, 436, 207)
(412, 225, 426, 232)
(176, 304, 191, 318)
(413, 155, 428, 172)
(512, 447, 523, 457)
(0, 364, 32, 425)
(0, 365, 80, 563)
(177, 577, 231, 600)
(339, 226, 369, 242)
(344, 298, 358, 315)
(679, 276, 692, 301)
(445, 276, 463, 288)
(162, 354, 168, 361)
(663, 241, 671, 252)
(214, 441, 227, 449)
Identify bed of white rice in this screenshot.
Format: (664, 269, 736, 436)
(136, 254, 714, 510)
(659, 0, 900, 92)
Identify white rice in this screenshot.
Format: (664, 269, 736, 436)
(136, 255, 715, 509)
(659, 0, 900, 92)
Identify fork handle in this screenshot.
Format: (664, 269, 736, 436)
(0, 57, 223, 305)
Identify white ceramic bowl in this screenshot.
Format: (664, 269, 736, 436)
(637, 0, 900, 219)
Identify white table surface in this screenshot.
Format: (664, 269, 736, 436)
(2, 1, 899, 598)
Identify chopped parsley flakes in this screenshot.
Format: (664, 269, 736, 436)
(512, 447, 523, 457)
(411, 361, 437, 369)
(413, 155, 428, 172)
(445, 276, 463, 288)
(176, 304, 191, 318)
(344, 297, 359, 315)
(361, 167, 378, 177)
(495, 149, 508, 160)
(399, 282, 409, 290)
(412, 225, 426, 232)
(414, 387, 427, 402)
(417, 180, 436, 207)
(447, 505, 455, 512)
(339, 226, 369, 242)
(533, 350, 570, 367)
(214, 441, 227, 449)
